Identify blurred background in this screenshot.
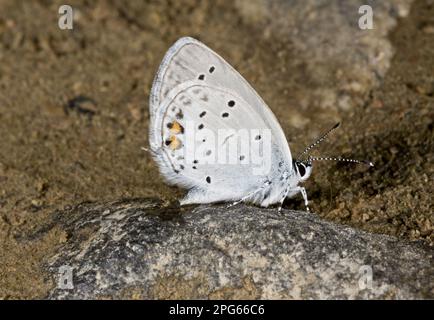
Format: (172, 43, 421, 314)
(0, 0, 432, 298)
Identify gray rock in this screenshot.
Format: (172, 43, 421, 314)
(45, 199, 433, 299)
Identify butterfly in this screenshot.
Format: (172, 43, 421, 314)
(148, 37, 372, 211)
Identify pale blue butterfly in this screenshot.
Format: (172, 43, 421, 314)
(148, 37, 372, 211)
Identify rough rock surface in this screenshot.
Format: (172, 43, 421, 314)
(45, 199, 433, 299)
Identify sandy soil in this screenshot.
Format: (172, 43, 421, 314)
(0, 0, 432, 298)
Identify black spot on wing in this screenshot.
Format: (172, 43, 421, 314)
(176, 109, 184, 119)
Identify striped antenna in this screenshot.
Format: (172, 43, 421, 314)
(308, 156, 374, 167)
(298, 122, 341, 159)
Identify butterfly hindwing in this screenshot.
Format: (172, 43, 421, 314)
(151, 80, 288, 203)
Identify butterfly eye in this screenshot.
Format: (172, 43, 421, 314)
(298, 163, 306, 177)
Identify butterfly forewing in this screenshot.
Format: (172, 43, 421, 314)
(149, 37, 291, 165)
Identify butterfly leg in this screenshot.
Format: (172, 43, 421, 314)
(300, 187, 310, 211)
(227, 180, 271, 208)
(141, 146, 161, 157)
(287, 186, 310, 211)
(277, 187, 290, 213)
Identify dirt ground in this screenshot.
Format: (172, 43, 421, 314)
(0, 0, 432, 299)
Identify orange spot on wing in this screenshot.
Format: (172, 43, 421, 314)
(168, 135, 181, 150)
(170, 121, 184, 134)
